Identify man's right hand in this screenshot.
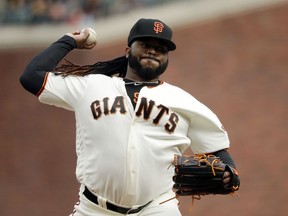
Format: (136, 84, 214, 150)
(66, 29, 96, 50)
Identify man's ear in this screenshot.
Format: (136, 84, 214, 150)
(125, 46, 130, 58)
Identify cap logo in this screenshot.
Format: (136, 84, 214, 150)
(154, 21, 164, 34)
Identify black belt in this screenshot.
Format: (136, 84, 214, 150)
(83, 187, 151, 214)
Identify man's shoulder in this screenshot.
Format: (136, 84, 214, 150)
(161, 81, 189, 94)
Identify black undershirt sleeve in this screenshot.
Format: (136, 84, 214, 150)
(213, 149, 236, 169)
(19, 35, 77, 96)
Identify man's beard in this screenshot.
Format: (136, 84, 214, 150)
(128, 53, 168, 80)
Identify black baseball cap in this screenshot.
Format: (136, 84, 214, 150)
(128, 18, 176, 51)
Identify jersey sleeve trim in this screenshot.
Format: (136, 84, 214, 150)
(36, 72, 49, 97)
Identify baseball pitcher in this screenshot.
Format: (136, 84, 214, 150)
(20, 18, 240, 215)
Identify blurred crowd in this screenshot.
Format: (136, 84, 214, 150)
(0, 0, 179, 25)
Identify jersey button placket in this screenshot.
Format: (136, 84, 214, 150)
(129, 143, 137, 175)
(125, 125, 139, 202)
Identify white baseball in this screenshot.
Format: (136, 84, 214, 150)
(82, 27, 97, 45)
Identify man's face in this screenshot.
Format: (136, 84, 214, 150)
(126, 38, 169, 81)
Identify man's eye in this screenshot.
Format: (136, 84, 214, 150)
(157, 47, 164, 52)
(140, 42, 168, 53)
(157, 46, 168, 53)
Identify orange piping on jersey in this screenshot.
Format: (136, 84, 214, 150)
(36, 72, 49, 97)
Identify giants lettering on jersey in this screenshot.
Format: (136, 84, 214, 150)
(90, 96, 179, 133)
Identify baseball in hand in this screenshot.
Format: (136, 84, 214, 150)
(82, 27, 97, 45)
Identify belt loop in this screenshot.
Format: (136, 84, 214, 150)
(97, 196, 108, 209)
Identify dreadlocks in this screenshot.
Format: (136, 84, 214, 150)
(54, 55, 128, 77)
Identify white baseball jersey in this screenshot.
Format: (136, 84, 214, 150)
(38, 73, 229, 206)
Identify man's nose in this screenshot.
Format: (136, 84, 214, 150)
(147, 46, 156, 55)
